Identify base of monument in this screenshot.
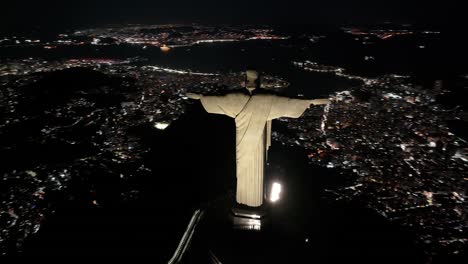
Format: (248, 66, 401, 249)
(230, 204, 267, 231)
(231, 204, 267, 219)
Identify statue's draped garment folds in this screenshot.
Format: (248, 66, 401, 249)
(200, 93, 312, 207)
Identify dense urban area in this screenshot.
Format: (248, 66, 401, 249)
(276, 61, 467, 255)
(0, 24, 466, 258)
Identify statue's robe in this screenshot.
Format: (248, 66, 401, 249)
(200, 93, 311, 207)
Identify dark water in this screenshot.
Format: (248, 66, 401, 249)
(0, 40, 360, 98)
(2, 29, 460, 95)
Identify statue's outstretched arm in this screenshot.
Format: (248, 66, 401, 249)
(309, 98, 331, 105)
(186, 93, 202, 100)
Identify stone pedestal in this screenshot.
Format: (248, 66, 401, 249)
(231, 205, 267, 231)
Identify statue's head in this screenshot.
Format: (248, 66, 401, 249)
(245, 70, 259, 94)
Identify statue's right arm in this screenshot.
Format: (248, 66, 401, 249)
(309, 99, 331, 105)
(186, 93, 202, 100)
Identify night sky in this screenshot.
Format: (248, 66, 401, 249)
(3, 0, 454, 31)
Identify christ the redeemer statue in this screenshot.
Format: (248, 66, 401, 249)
(187, 70, 330, 207)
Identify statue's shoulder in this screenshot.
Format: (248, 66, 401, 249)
(253, 93, 279, 100)
(227, 92, 249, 98)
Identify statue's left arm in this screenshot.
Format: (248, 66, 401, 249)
(268, 96, 331, 120)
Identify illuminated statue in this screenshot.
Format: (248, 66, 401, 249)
(187, 71, 330, 207)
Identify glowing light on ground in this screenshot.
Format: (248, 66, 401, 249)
(270, 182, 282, 202)
(154, 122, 170, 130)
(160, 45, 170, 52)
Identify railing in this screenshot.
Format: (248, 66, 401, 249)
(167, 209, 204, 264)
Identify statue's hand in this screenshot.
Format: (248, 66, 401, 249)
(310, 99, 331, 105)
(186, 93, 202, 100)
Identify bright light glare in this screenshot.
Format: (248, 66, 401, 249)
(154, 122, 169, 130)
(270, 182, 282, 202)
